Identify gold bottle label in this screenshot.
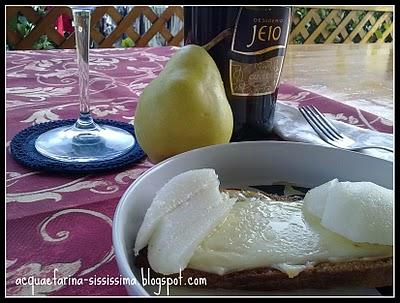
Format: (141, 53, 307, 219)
(229, 7, 291, 97)
(229, 56, 284, 96)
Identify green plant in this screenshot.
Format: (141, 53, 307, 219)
(294, 7, 309, 19)
(33, 6, 47, 16)
(121, 37, 135, 47)
(7, 6, 56, 50)
(9, 15, 34, 38)
(33, 35, 55, 49)
(317, 8, 330, 19)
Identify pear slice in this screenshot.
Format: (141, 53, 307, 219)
(320, 181, 393, 246)
(134, 169, 219, 255)
(303, 179, 338, 218)
(147, 191, 236, 275)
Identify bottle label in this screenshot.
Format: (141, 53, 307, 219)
(229, 56, 284, 96)
(229, 7, 291, 96)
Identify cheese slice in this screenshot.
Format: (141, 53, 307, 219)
(188, 193, 392, 277)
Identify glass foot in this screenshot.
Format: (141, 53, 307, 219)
(35, 120, 135, 163)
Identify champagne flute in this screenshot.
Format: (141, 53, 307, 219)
(35, 6, 135, 162)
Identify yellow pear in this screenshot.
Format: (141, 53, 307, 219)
(134, 45, 233, 163)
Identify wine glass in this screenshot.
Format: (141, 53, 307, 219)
(35, 6, 135, 162)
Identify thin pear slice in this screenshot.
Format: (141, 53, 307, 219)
(321, 181, 393, 246)
(134, 169, 219, 255)
(303, 179, 338, 218)
(147, 191, 236, 274)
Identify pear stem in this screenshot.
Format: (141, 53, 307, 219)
(202, 28, 233, 51)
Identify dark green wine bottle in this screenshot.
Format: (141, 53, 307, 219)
(184, 6, 292, 141)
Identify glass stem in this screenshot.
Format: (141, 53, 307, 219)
(73, 9, 95, 130)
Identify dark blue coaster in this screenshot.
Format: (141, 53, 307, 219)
(10, 119, 146, 174)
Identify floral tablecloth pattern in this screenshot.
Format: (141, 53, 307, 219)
(6, 47, 393, 296)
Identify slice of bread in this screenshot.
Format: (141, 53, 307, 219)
(134, 191, 392, 291)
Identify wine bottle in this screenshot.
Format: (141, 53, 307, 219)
(184, 6, 292, 141)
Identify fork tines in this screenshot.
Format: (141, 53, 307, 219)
(299, 105, 343, 142)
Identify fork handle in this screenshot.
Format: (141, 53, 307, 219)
(350, 146, 393, 152)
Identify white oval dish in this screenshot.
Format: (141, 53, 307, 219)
(112, 141, 393, 296)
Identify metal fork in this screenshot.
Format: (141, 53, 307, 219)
(299, 105, 393, 152)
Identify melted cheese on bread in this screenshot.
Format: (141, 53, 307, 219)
(188, 191, 392, 277)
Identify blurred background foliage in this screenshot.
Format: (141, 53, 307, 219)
(6, 6, 393, 50)
(293, 7, 392, 44)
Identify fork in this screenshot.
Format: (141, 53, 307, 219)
(299, 105, 393, 153)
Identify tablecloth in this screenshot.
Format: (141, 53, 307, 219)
(6, 47, 393, 296)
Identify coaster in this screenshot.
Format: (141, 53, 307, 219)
(10, 119, 146, 174)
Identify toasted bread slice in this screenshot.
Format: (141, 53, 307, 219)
(136, 249, 392, 290)
(135, 191, 393, 290)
